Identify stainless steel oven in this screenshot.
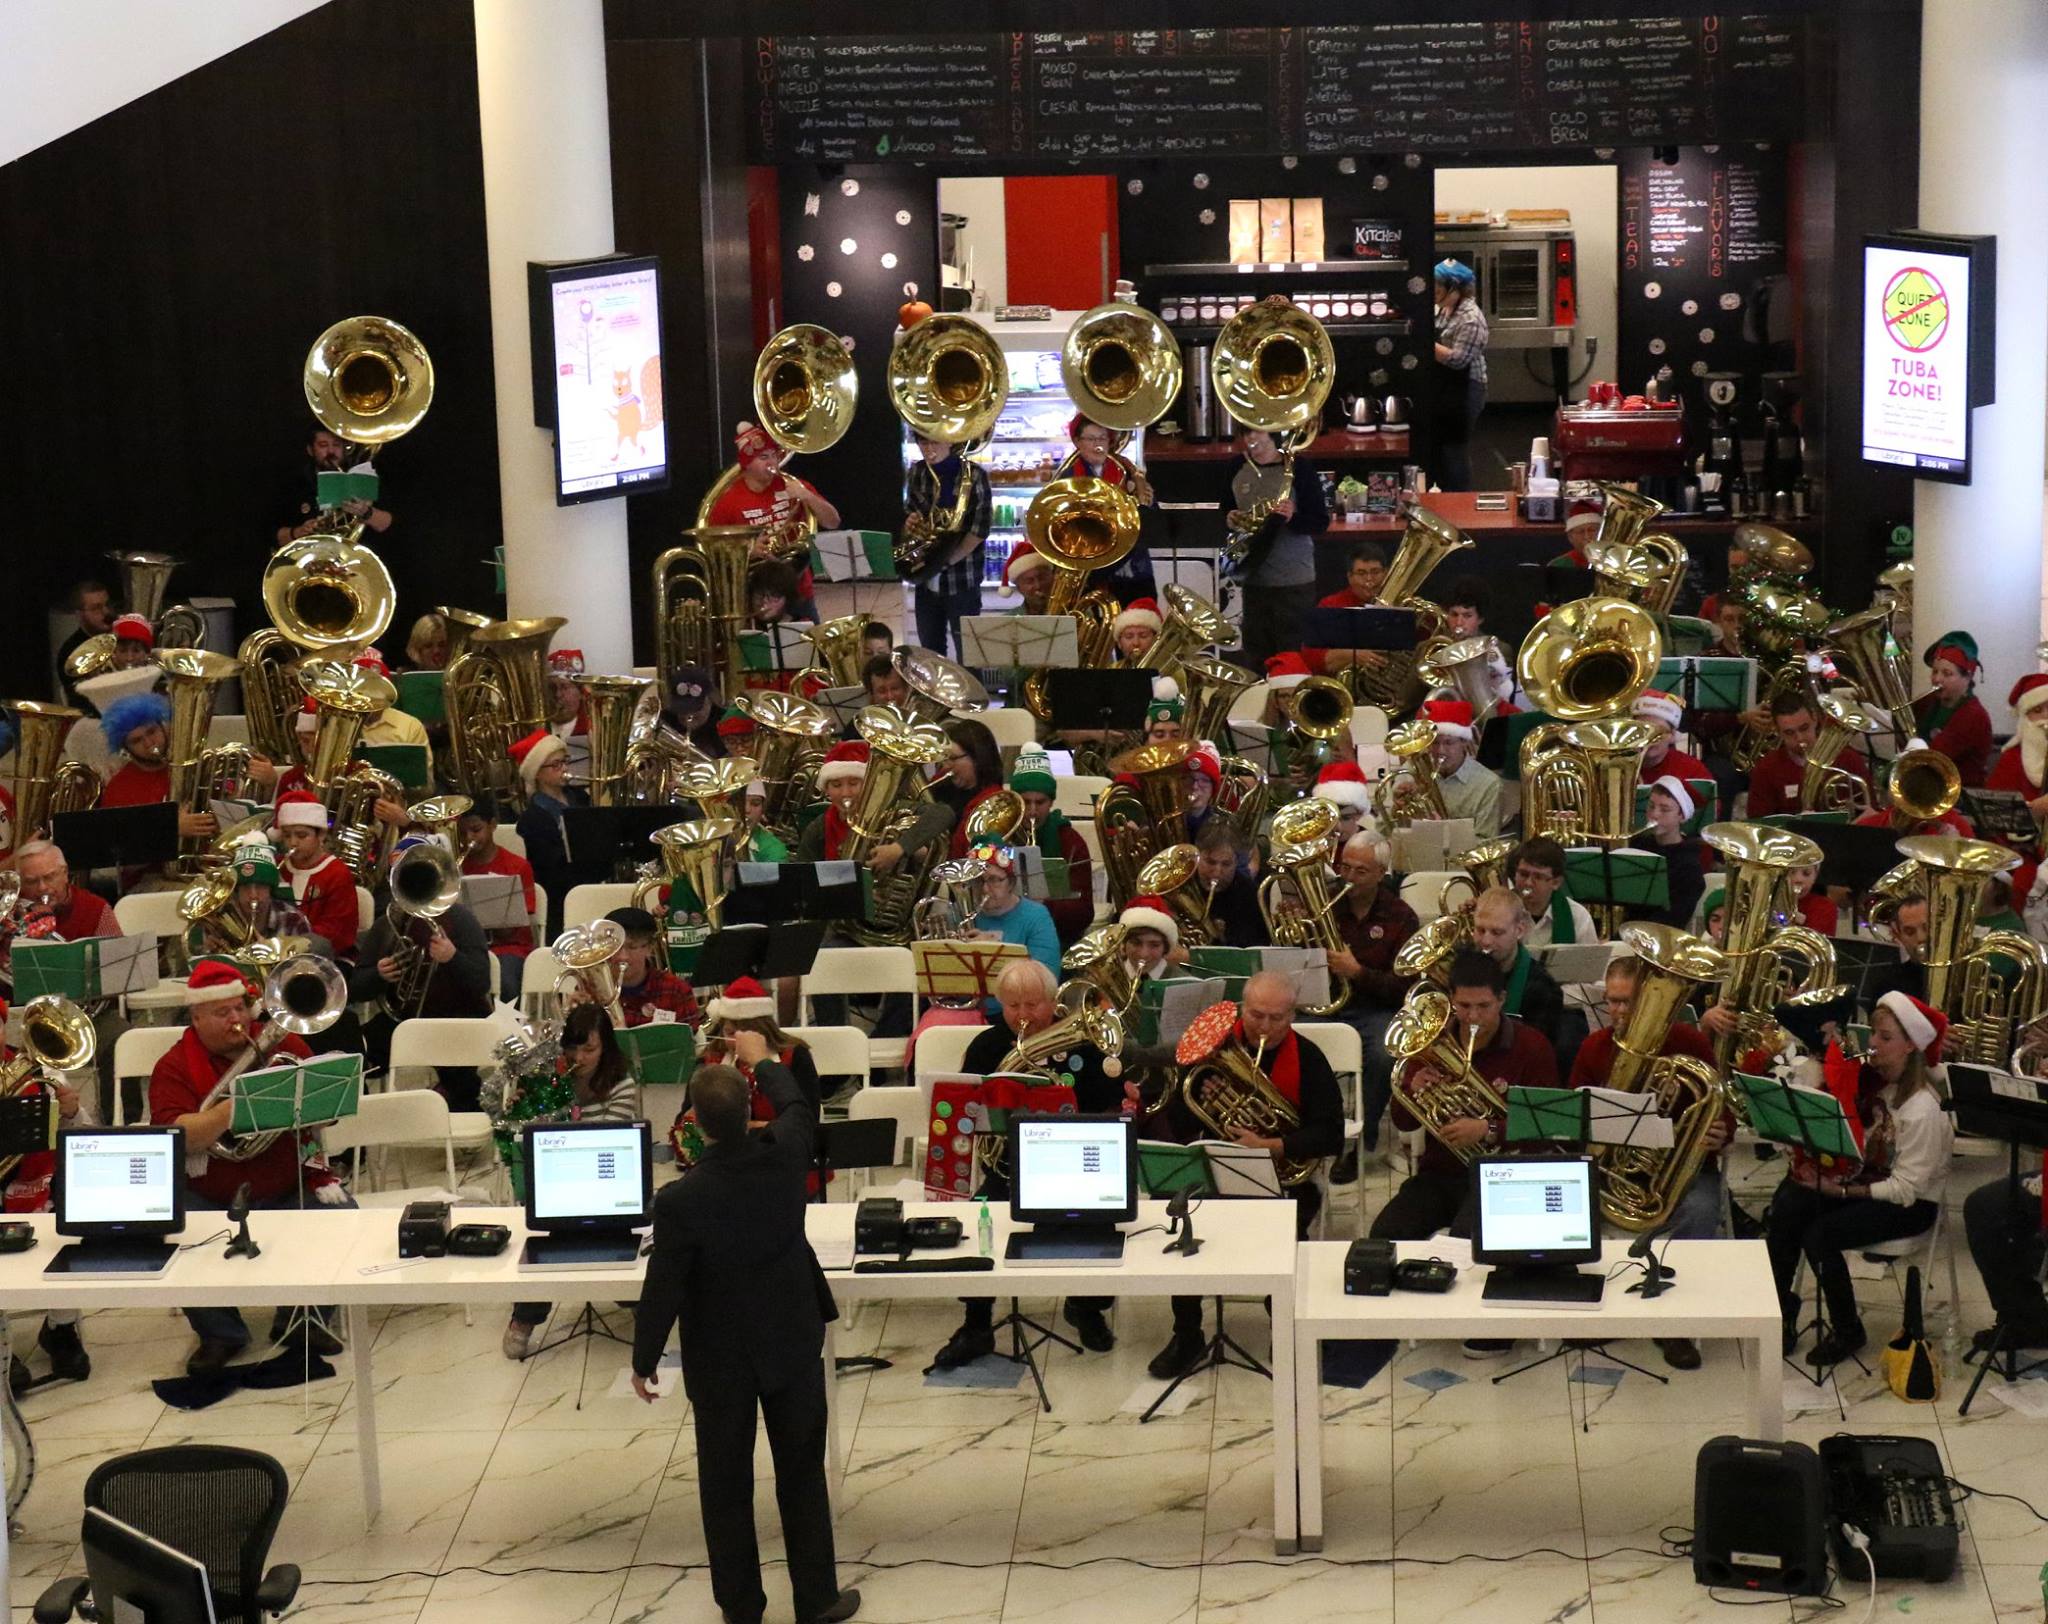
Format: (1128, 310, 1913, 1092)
(1434, 222, 1577, 350)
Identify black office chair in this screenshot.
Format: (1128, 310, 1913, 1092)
(34, 1445, 301, 1624)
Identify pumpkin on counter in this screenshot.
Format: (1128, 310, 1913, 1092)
(898, 299, 934, 329)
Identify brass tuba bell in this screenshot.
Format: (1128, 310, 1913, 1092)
(1061, 301, 1183, 433)
(262, 534, 397, 651)
(304, 315, 435, 450)
(888, 315, 1009, 445)
(1516, 595, 1663, 722)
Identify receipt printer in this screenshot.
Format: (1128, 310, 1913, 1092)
(1343, 1237, 1395, 1296)
(398, 1201, 452, 1258)
(855, 1197, 904, 1255)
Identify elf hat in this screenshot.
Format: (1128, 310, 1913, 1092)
(1148, 693, 1186, 724)
(1877, 990, 1949, 1064)
(706, 975, 774, 1024)
(816, 740, 869, 787)
(1312, 761, 1372, 813)
(1112, 598, 1163, 637)
(1648, 775, 1696, 821)
(185, 960, 255, 1006)
(512, 729, 567, 793)
(1421, 698, 1475, 741)
(1925, 631, 1980, 675)
(1631, 688, 1684, 733)
(1119, 896, 1179, 950)
(715, 705, 755, 741)
(274, 790, 328, 830)
(1009, 747, 1057, 799)
(229, 834, 280, 891)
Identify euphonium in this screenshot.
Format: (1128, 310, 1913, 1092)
(571, 674, 655, 808)
(1438, 836, 1518, 915)
(1025, 475, 1142, 616)
(1062, 924, 1141, 1020)
(1799, 693, 1883, 815)
(0, 996, 96, 1180)
(237, 628, 308, 768)
(179, 865, 257, 955)
(913, 857, 990, 949)
(653, 526, 754, 701)
(803, 613, 871, 690)
(1587, 534, 1690, 618)
(1594, 923, 1730, 1233)
(1174, 1000, 1315, 1185)
(198, 954, 347, 1165)
(1372, 718, 1448, 828)
(156, 649, 247, 872)
(631, 818, 735, 969)
(552, 918, 628, 1024)
(1137, 842, 1213, 951)
(1103, 739, 1195, 851)
(1284, 675, 1354, 775)
(378, 841, 463, 1021)
(1218, 753, 1269, 847)
(406, 795, 473, 844)
(1180, 652, 1256, 745)
(1383, 987, 1508, 1164)
(1351, 505, 1475, 706)
(842, 707, 950, 946)
(963, 787, 1025, 847)
(7, 702, 100, 840)
(1255, 800, 1353, 1016)
(1886, 745, 1962, 830)
(1000, 983, 1127, 1083)
(1134, 584, 1231, 685)
(1517, 595, 1663, 721)
(1517, 721, 1579, 841)
(891, 646, 989, 725)
(1417, 635, 1506, 727)
(1212, 298, 1335, 568)
(732, 691, 835, 836)
(442, 615, 566, 806)
(296, 658, 396, 871)
(1700, 822, 1840, 1074)
(1900, 834, 2048, 1066)
(1393, 911, 1473, 991)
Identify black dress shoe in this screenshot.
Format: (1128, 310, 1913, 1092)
(1147, 1329, 1207, 1382)
(280, 1319, 345, 1360)
(809, 1589, 861, 1623)
(1062, 1302, 1115, 1353)
(930, 1324, 995, 1370)
(1806, 1325, 1867, 1369)
(186, 1337, 245, 1376)
(1656, 1337, 1702, 1371)
(38, 1320, 89, 1383)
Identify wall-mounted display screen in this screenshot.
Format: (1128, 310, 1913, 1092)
(529, 254, 669, 505)
(1860, 233, 1989, 483)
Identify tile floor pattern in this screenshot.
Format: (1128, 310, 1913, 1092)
(7, 1142, 2045, 1623)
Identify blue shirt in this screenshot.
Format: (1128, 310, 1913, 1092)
(977, 895, 1063, 1017)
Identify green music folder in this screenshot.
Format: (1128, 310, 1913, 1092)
(1731, 1070, 1860, 1160)
(314, 470, 379, 509)
(1187, 945, 1259, 978)
(231, 1053, 363, 1136)
(1562, 846, 1669, 909)
(1654, 655, 1754, 712)
(394, 669, 445, 726)
(359, 743, 430, 794)
(1634, 777, 1717, 837)
(7, 940, 97, 1001)
(1504, 1085, 1590, 1145)
(1137, 1140, 1219, 1198)
(618, 1021, 696, 1086)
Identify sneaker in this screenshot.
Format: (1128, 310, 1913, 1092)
(186, 1337, 245, 1376)
(37, 1320, 89, 1384)
(929, 1323, 995, 1371)
(1062, 1302, 1115, 1353)
(502, 1320, 536, 1361)
(1147, 1329, 1208, 1382)
(1462, 1338, 1513, 1359)
(1656, 1337, 1702, 1371)
(1806, 1325, 1867, 1369)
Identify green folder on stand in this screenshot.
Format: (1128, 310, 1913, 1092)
(1187, 946, 1258, 978)
(1562, 846, 1669, 910)
(7, 940, 98, 1001)
(394, 670, 445, 726)
(618, 1022, 697, 1086)
(1731, 1070, 1860, 1160)
(359, 744, 430, 795)
(1137, 1140, 1219, 1197)
(1657, 617, 1719, 658)
(1504, 1085, 1591, 1145)
(1634, 778, 1718, 837)
(230, 1053, 364, 1136)
(1654, 654, 1754, 712)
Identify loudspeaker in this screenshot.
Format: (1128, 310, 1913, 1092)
(1692, 1436, 1828, 1595)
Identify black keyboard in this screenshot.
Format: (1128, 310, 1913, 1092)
(1820, 1434, 1959, 1582)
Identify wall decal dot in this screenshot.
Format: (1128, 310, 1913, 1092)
(1648, 337, 1667, 355)
(1192, 173, 1210, 189)
(840, 178, 860, 197)
(1403, 153, 1421, 168)
(1719, 292, 1742, 311)
(840, 334, 856, 353)
(1337, 156, 1357, 175)
(1407, 276, 1425, 296)
(1594, 148, 1616, 160)
(1681, 299, 1699, 316)
(1281, 156, 1299, 170)
(1691, 360, 1710, 376)
(1644, 281, 1662, 299)
(1369, 368, 1390, 389)
(1126, 178, 1144, 195)
(1375, 337, 1394, 355)
(1703, 144, 1721, 155)
(825, 281, 842, 298)
(902, 280, 920, 298)
(880, 251, 897, 269)
(803, 192, 820, 217)
(840, 238, 857, 255)
(1199, 208, 1215, 226)
(1699, 327, 1716, 344)
(796, 243, 814, 262)
(1372, 173, 1389, 192)
(895, 209, 912, 226)
(1400, 352, 1419, 371)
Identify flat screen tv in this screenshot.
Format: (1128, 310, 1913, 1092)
(528, 253, 670, 505)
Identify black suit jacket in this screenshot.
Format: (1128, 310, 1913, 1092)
(632, 1061, 837, 1394)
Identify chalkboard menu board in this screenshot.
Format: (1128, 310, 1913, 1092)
(749, 21, 1804, 163)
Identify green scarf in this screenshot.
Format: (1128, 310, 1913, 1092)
(1504, 945, 1534, 1015)
(1918, 695, 1963, 734)
(1547, 889, 1577, 946)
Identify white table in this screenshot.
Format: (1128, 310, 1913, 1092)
(1291, 1239, 1782, 1553)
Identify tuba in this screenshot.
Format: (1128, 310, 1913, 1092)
(1438, 836, 1519, 915)
(1700, 823, 1841, 1075)
(1417, 635, 1506, 727)
(1372, 718, 1449, 829)
(1582, 485, 1684, 617)
(571, 674, 655, 808)
(1212, 298, 1334, 569)
(841, 707, 950, 946)
(304, 314, 434, 459)
(1283, 676, 1355, 777)
(197, 955, 348, 1165)
(296, 659, 399, 881)
(552, 918, 628, 1024)
(1024, 477, 1142, 616)
(802, 613, 871, 691)
(442, 615, 566, 807)
(1063, 300, 1183, 441)
(631, 818, 735, 963)
(155, 649, 248, 872)
(1799, 693, 1883, 815)
(1901, 835, 2048, 1066)
(179, 865, 259, 958)
(1133, 584, 1231, 687)
(699, 324, 858, 562)
(0, 997, 96, 1180)
(261, 533, 398, 651)
(1885, 745, 1962, 831)
(891, 645, 989, 726)
(1732, 586, 1831, 772)
(377, 841, 463, 1021)
(731, 690, 835, 836)
(1517, 595, 1663, 722)
(1062, 924, 1142, 1021)
(1594, 924, 1730, 1233)
(1383, 987, 1510, 1164)
(1102, 738, 1195, 856)
(7, 703, 101, 841)
(1136, 842, 1213, 951)
(1180, 652, 1256, 746)
(236, 628, 309, 769)
(913, 856, 990, 948)
(889, 314, 1007, 574)
(653, 527, 755, 702)
(1175, 1000, 1316, 1185)
(1392, 911, 1473, 992)
(1355, 505, 1476, 707)
(1255, 800, 1353, 1016)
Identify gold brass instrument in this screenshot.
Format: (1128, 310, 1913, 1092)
(156, 649, 248, 873)
(1283, 676, 1355, 776)
(1092, 739, 1195, 914)
(1701, 822, 1841, 1075)
(570, 674, 655, 807)
(1885, 745, 1962, 831)
(1212, 299, 1335, 568)
(1134, 584, 1231, 686)
(236, 628, 308, 768)
(442, 615, 567, 807)
(1824, 602, 1917, 730)
(1384, 987, 1508, 1164)
(179, 864, 258, 957)
(1595, 923, 1731, 1233)
(1255, 800, 1353, 1016)
(1063, 300, 1183, 437)
(1549, 718, 1656, 846)
(999, 984, 1127, 1083)
(1799, 693, 1883, 815)
(329, 766, 404, 884)
(913, 856, 990, 947)
(1062, 924, 1141, 1020)
(1393, 910, 1474, 991)
(0, 996, 96, 1180)
(1517, 595, 1664, 722)
(1354, 505, 1476, 707)
(305, 314, 434, 456)
(1024, 476, 1141, 616)
(892, 315, 1008, 573)
(1218, 753, 1269, 845)
(1731, 586, 1831, 771)
(296, 658, 398, 880)
(1733, 523, 1816, 594)
(802, 613, 871, 690)
(1437, 837, 1518, 916)
(7, 702, 101, 839)
(1900, 834, 2048, 1066)
(438, 607, 494, 664)
(671, 754, 754, 827)
(261, 533, 397, 650)
(962, 787, 1025, 847)
(1372, 718, 1449, 829)
(1518, 721, 1580, 842)
(406, 796, 474, 858)
(891, 646, 989, 725)
(697, 324, 859, 562)
(1587, 535, 1689, 618)
(653, 526, 755, 702)
(1136, 842, 1213, 951)
(841, 707, 950, 946)
(732, 690, 835, 836)
(1174, 1002, 1315, 1185)
(198, 955, 348, 1164)
(1417, 635, 1506, 726)
(632, 819, 736, 969)
(552, 918, 629, 1024)
(63, 634, 116, 687)
(378, 841, 463, 1021)
(107, 551, 179, 625)
(1730, 656, 1817, 776)
(1180, 653, 1256, 745)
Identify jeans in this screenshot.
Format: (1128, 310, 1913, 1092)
(1436, 373, 1487, 492)
(915, 582, 983, 664)
(183, 1185, 357, 1348)
(1660, 1161, 1727, 1241)
(1765, 1180, 1936, 1331)
(1338, 1004, 1398, 1149)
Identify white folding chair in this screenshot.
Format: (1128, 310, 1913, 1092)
(1858, 1206, 1962, 1337)
(1399, 871, 1456, 923)
(209, 714, 252, 747)
(493, 827, 527, 859)
(528, 882, 548, 941)
(787, 1024, 871, 1095)
(561, 882, 638, 934)
(355, 887, 375, 939)
(112, 891, 186, 947)
(1055, 774, 1109, 820)
(519, 948, 564, 1018)
(977, 707, 1039, 752)
(1227, 679, 1271, 727)
(111, 1027, 183, 1127)
(1349, 704, 1390, 752)
(800, 946, 917, 1071)
(1071, 820, 1110, 918)
(1298, 1021, 1365, 1237)
(381, 1017, 501, 1153)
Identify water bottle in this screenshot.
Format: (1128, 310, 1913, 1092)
(977, 1197, 994, 1257)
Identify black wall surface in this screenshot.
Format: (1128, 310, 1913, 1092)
(0, 0, 502, 696)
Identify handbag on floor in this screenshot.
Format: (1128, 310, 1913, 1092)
(1880, 1264, 1940, 1403)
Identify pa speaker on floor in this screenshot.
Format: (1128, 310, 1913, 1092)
(1692, 1435, 1828, 1595)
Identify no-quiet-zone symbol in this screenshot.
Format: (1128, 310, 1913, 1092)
(1882, 266, 1949, 352)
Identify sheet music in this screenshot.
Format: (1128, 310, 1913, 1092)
(1226, 722, 1279, 773)
(95, 934, 158, 995)
(811, 528, 896, 582)
(814, 685, 868, 730)
(1537, 942, 1618, 987)
(1192, 1139, 1285, 1197)
(1153, 978, 1227, 1045)
(960, 615, 1080, 672)
(461, 872, 528, 930)
(1583, 1087, 1675, 1149)
(1257, 946, 1330, 1011)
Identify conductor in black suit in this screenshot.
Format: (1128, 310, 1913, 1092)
(631, 1029, 860, 1624)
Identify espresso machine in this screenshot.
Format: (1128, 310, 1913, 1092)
(1758, 370, 1806, 497)
(1698, 372, 1746, 517)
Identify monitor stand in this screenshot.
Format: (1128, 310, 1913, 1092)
(1003, 1225, 1125, 1267)
(1481, 1264, 1604, 1307)
(45, 1239, 177, 1277)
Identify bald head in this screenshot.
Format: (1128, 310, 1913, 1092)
(1240, 971, 1296, 1045)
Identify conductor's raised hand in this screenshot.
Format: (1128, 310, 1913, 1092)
(729, 1029, 771, 1067)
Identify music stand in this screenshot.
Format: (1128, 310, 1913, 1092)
(1784, 818, 1904, 900)
(724, 863, 863, 927)
(1561, 846, 1668, 935)
(1044, 669, 1152, 741)
(914, 939, 1024, 1010)
(1962, 789, 2038, 846)
(1301, 605, 1421, 669)
(50, 804, 177, 875)
(559, 805, 673, 885)
(804, 1117, 901, 1375)
(959, 615, 1078, 677)
(1947, 1064, 2048, 1413)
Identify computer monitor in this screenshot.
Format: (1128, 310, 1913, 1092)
(53, 1127, 184, 1240)
(522, 1120, 653, 1235)
(80, 1506, 217, 1624)
(1009, 1114, 1136, 1229)
(1471, 1155, 1601, 1269)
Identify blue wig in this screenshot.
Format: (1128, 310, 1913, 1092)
(100, 691, 172, 753)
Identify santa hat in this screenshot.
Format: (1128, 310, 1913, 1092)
(1119, 895, 1179, 950)
(817, 740, 869, 787)
(2009, 673, 2048, 716)
(1631, 688, 1684, 733)
(705, 975, 774, 1023)
(274, 790, 328, 830)
(1005, 542, 1047, 586)
(1009, 746, 1056, 799)
(1421, 698, 1475, 741)
(1067, 411, 1099, 443)
(185, 960, 255, 1006)
(1312, 761, 1372, 813)
(1264, 652, 1312, 690)
(511, 729, 567, 793)
(1925, 631, 1980, 676)
(1647, 775, 1696, 821)
(746, 778, 767, 801)
(1112, 598, 1163, 637)
(547, 649, 585, 677)
(734, 421, 775, 464)
(1877, 990, 1949, 1064)
(1186, 744, 1223, 790)
(99, 691, 172, 754)
(351, 648, 391, 679)
(110, 613, 154, 646)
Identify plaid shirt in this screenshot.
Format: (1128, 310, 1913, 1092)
(1436, 300, 1489, 386)
(906, 457, 991, 597)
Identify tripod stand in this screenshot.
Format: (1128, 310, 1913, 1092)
(1959, 1140, 2048, 1414)
(1141, 1294, 1269, 1422)
(519, 1302, 635, 1411)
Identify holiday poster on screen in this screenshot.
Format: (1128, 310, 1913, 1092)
(1860, 241, 1972, 479)
(552, 265, 667, 498)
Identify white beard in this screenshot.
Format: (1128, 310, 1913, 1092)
(2022, 708, 2048, 790)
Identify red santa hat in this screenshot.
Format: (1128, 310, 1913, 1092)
(273, 789, 328, 831)
(351, 648, 391, 679)
(547, 648, 586, 677)
(1631, 688, 1684, 733)
(1119, 895, 1179, 950)
(2009, 673, 2048, 717)
(110, 613, 154, 646)
(185, 960, 256, 1006)
(1186, 743, 1223, 790)
(816, 740, 869, 788)
(705, 975, 774, 1024)
(1264, 652, 1312, 690)
(511, 729, 567, 793)
(1112, 598, 1163, 637)
(1005, 542, 1048, 586)
(734, 421, 775, 464)
(1647, 774, 1696, 821)
(1312, 761, 1372, 813)
(1421, 698, 1475, 741)
(1876, 991, 1949, 1064)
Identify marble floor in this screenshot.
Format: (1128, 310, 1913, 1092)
(6, 1141, 2043, 1624)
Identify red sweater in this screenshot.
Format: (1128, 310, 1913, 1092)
(1913, 693, 1993, 787)
(1393, 1015, 1558, 1177)
(102, 761, 171, 807)
(149, 1025, 331, 1205)
(1640, 746, 1712, 788)
(463, 845, 536, 956)
(705, 474, 819, 601)
(284, 854, 360, 955)
(1748, 744, 1865, 818)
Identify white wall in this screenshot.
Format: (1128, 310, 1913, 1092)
(1432, 163, 1618, 404)
(2, 0, 328, 165)
(938, 176, 1008, 310)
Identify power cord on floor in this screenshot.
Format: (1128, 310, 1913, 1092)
(1839, 1524, 1876, 1624)
(1947, 1473, 2048, 1523)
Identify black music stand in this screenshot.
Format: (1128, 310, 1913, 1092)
(1950, 1065, 2048, 1414)
(691, 921, 828, 986)
(724, 864, 864, 927)
(812, 1118, 900, 1376)
(1044, 669, 1151, 742)
(1300, 605, 1421, 664)
(1962, 789, 2038, 846)
(559, 805, 674, 885)
(50, 804, 177, 875)
(1784, 818, 1905, 901)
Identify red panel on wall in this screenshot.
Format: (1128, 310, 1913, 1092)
(747, 164, 781, 347)
(1004, 175, 1119, 309)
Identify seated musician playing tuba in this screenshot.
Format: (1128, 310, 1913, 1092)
(1134, 971, 1343, 1383)
(274, 793, 359, 958)
(1418, 700, 1502, 839)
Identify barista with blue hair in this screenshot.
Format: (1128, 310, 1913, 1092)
(1431, 258, 1489, 492)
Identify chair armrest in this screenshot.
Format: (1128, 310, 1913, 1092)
(256, 1564, 302, 1614)
(32, 1576, 90, 1622)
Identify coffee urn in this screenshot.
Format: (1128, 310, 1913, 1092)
(1181, 344, 1215, 443)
